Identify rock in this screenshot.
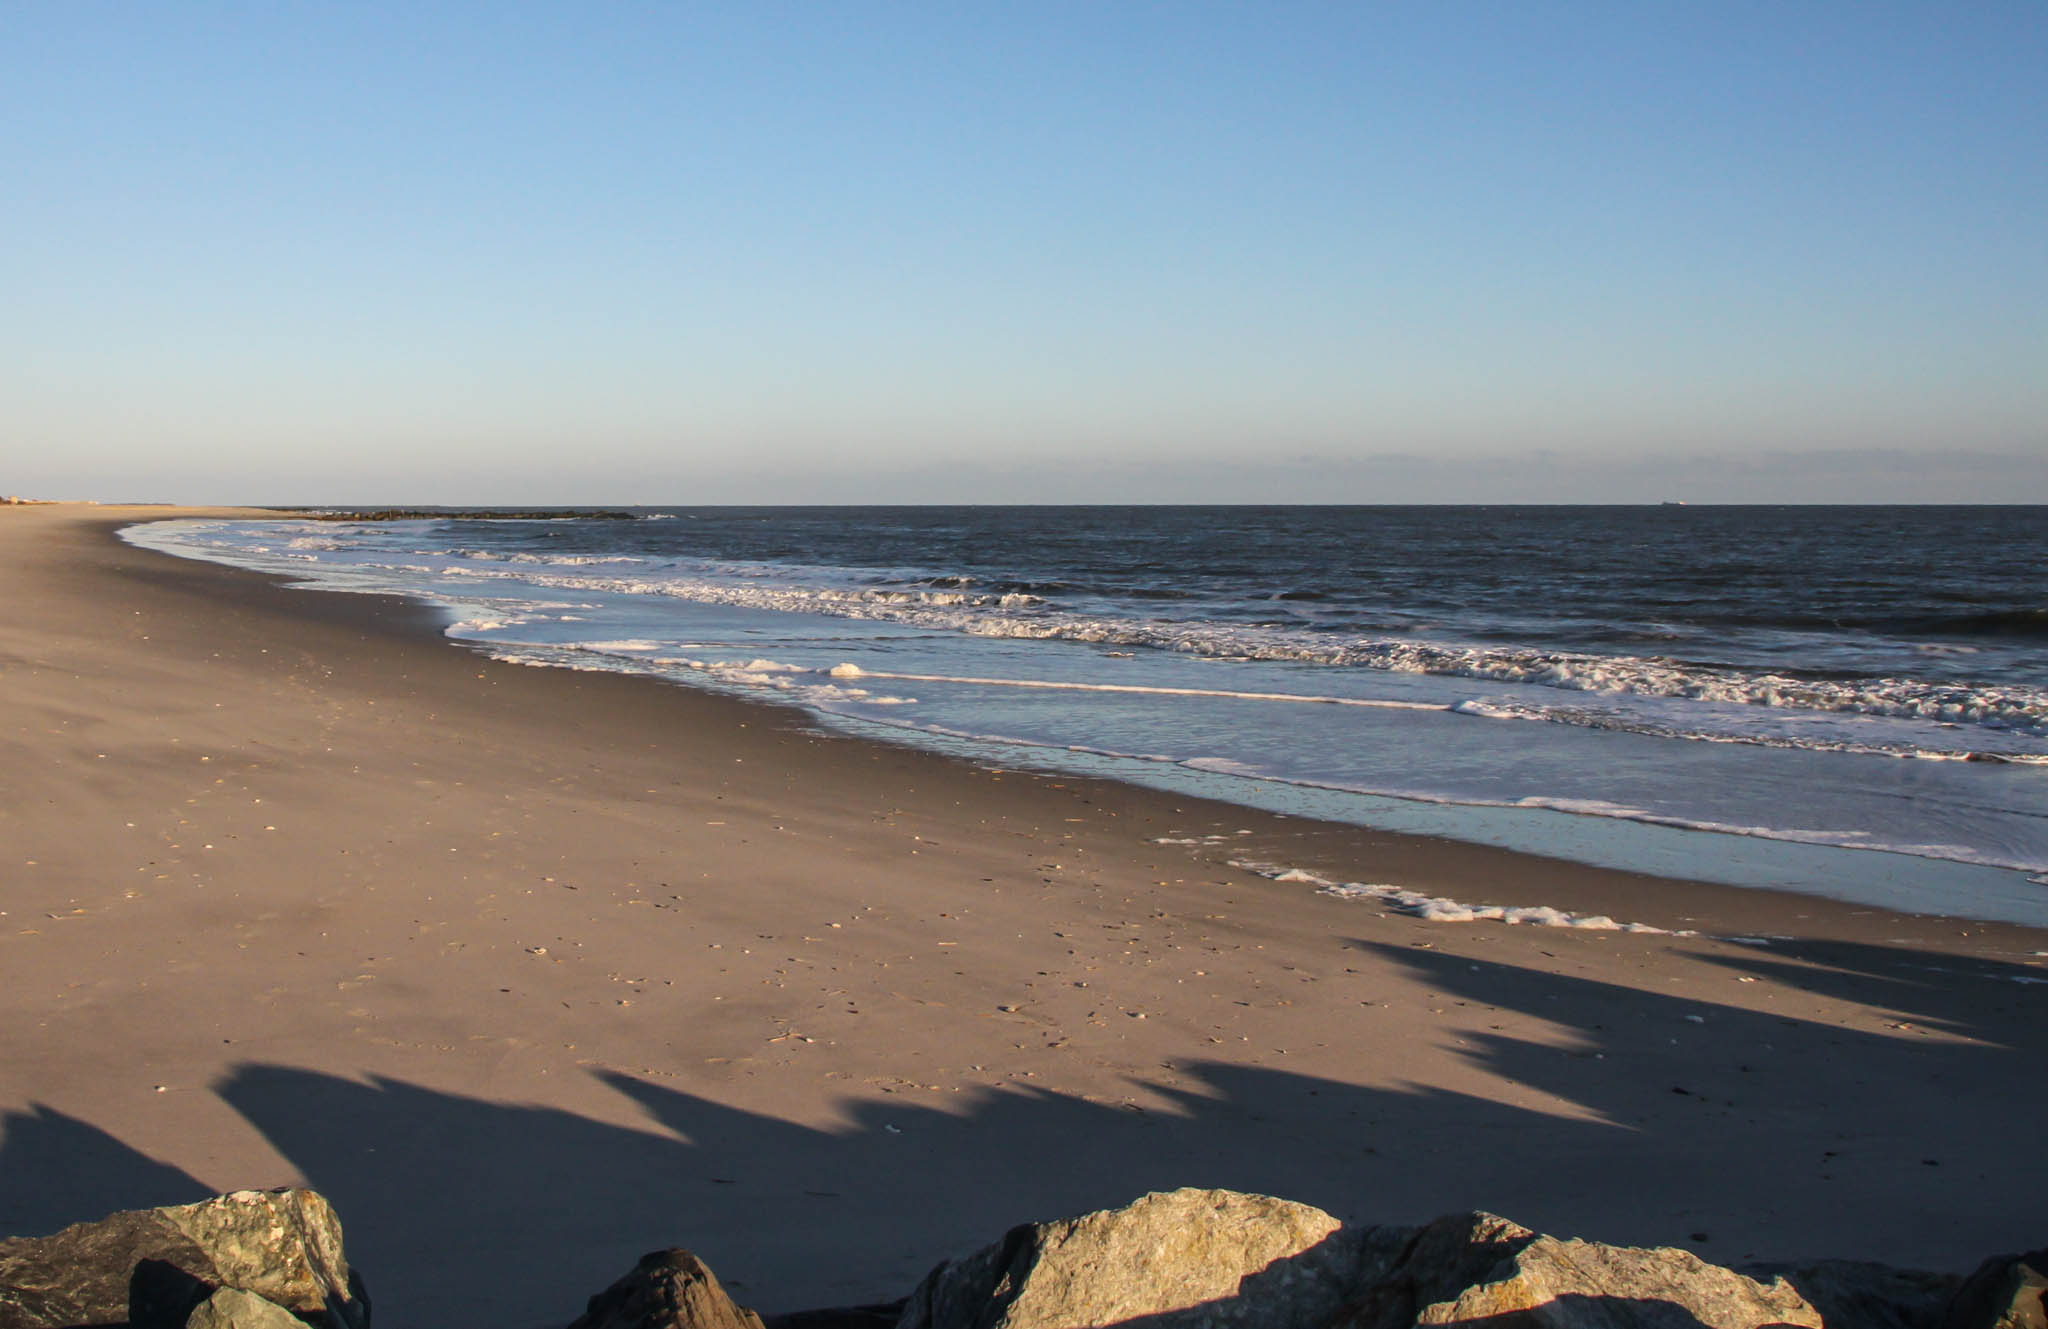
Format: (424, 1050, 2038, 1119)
(0, 1188, 365, 1329)
(1423, 1238, 1822, 1329)
(186, 1286, 307, 1329)
(1336, 1211, 1540, 1329)
(568, 1250, 765, 1329)
(899, 1187, 1402, 1329)
(1944, 1252, 2048, 1329)
(1337, 1211, 1822, 1329)
(1759, 1260, 1962, 1329)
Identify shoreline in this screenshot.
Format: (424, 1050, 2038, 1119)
(102, 507, 2044, 939)
(4, 504, 2044, 1326)
(124, 508, 2048, 925)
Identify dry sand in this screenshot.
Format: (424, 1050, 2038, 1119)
(3, 504, 2043, 1325)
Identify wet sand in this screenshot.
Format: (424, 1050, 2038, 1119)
(3, 504, 2043, 1325)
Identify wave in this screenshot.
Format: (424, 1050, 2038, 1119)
(122, 521, 2048, 748)
(404, 560, 2048, 740)
(911, 574, 1071, 596)
(822, 663, 1444, 711)
(455, 550, 649, 566)
(557, 653, 2032, 761)
(1448, 697, 2048, 763)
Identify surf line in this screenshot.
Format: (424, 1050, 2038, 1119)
(824, 665, 1445, 711)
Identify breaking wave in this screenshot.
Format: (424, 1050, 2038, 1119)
(409, 560, 2048, 741)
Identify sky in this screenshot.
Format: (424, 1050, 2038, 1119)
(5, 2, 2044, 504)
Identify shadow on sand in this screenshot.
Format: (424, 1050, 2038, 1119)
(0, 937, 2038, 1326)
(0, 1105, 212, 1236)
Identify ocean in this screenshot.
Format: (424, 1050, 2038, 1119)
(124, 506, 2048, 926)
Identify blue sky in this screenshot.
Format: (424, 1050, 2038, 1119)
(5, 2, 2044, 503)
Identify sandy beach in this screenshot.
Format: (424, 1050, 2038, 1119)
(3, 504, 2043, 1326)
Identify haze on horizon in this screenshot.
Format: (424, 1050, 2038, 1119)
(5, 2, 2043, 506)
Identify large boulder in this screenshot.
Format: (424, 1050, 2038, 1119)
(1760, 1261, 1963, 1329)
(898, 1187, 1403, 1329)
(568, 1250, 765, 1329)
(1944, 1252, 2047, 1329)
(0, 1188, 365, 1329)
(1336, 1211, 1822, 1329)
(898, 1195, 1862, 1329)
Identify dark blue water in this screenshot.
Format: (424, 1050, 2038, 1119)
(435, 504, 2048, 686)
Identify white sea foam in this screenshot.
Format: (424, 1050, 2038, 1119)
(560, 639, 669, 652)
(365, 558, 2048, 743)
(1451, 699, 1535, 721)
(465, 640, 921, 706)
(485, 651, 610, 672)
(460, 551, 648, 566)
(1229, 860, 1691, 933)
(1180, 756, 1276, 780)
(820, 664, 1444, 710)
(446, 613, 549, 633)
(669, 656, 917, 706)
(1450, 695, 2048, 763)
(699, 657, 809, 673)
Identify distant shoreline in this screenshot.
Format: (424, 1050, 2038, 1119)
(291, 507, 641, 522)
